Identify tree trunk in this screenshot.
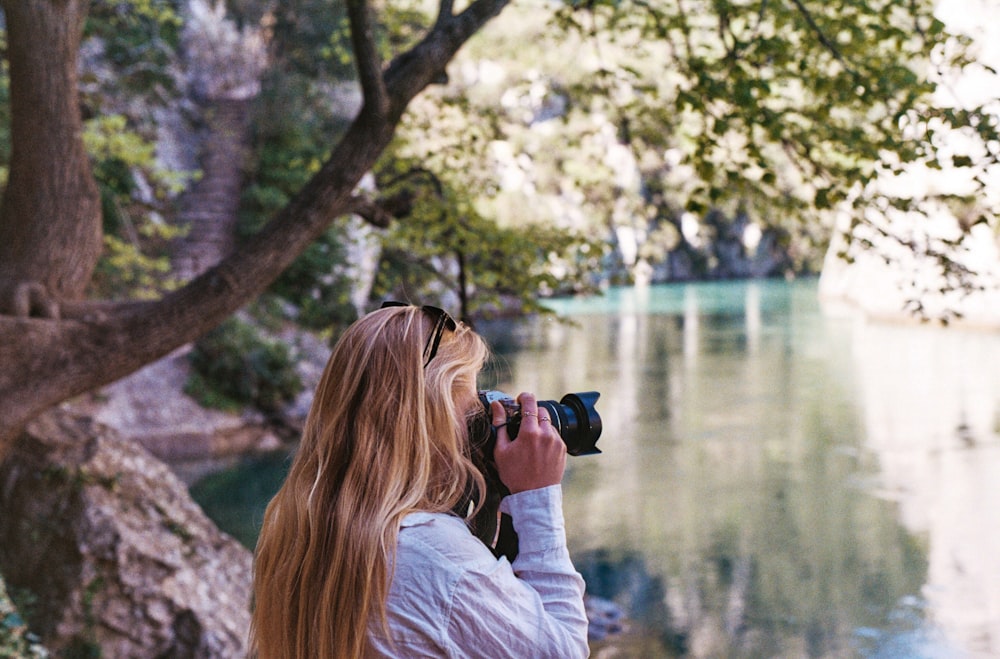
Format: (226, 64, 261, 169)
(0, 0, 512, 457)
(0, 0, 102, 312)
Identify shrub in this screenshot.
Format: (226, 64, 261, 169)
(186, 317, 302, 414)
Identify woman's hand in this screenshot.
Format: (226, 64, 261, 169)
(492, 392, 567, 494)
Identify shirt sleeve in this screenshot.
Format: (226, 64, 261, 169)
(444, 485, 589, 659)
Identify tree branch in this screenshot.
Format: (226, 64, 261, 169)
(379, 166, 445, 197)
(436, 0, 455, 28)
(383, 0, 510, 114)
(346, 194, 397, 228)
(347, 0, 389, 118)
(788, 0, 855, 75)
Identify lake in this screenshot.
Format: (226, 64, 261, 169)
(190, 279, 1000, 657)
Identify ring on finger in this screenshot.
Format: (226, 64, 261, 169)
(523, 411, 538, 418)
(539, 416, 551, 423)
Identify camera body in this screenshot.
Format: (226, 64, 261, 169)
(477, 390, 602, 456)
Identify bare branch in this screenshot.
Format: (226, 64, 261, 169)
(788, 0, 855, 76)
(436, 0, 455, 28)
(346, 195, 395, 228)
(347, 0, 389, 117)
(384, 0, 510, 113)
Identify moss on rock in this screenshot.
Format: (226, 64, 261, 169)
(0, 575, 48, 658)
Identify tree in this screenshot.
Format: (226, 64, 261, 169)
(0, 0, 995, 455)
(0, 0, 511, 454)
(371, 157, 604, 321)
(363, 1, 998, 296)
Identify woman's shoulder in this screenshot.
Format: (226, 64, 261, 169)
(397, 511, 499, 573)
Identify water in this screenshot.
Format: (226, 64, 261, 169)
(190, 279, 1000, 657)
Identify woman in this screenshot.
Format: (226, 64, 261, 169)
(250, 303, 589, 658)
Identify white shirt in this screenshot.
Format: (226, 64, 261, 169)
(368, 485, 589, 658)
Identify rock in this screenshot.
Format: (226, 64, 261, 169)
(89, 347, 281, 461)
(63, 346, 284, 485)
(0, 408, 252, 658)
(585, 595, 626, 641)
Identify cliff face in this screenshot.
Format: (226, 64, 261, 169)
(0, 409, 253, 657)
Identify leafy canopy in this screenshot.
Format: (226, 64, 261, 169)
(426, 0, 999, 293)
(12, 0, 997, 313)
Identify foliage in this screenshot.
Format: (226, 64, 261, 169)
(228, 0, 354, 80)
(548, 0, 996, 286)
(185, 317, 302, 413)
(83, 0, 183, 98)
(13, 0, 992, 312)
(2, 0, 995, 333)
(84, 114, 187, 299)
(229, 0, 998, 311)
(229, 0, 451, 329)
(393, 7, 792, 282)
(258, 223, 361, 331)
(229, 0, 381, 331)
(0, 578, 46, 658)
(73, 3, 191, 299)
(237, 72, 359, 330)
(227, 0, 427, 80)
(551, 0, 924, 212)
(393, 0, 997, 297)
(384, 62, 610, 311)
(238, 78, 333, 232)
(372, 147, 605, 319)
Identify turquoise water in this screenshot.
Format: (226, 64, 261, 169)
(192, 279, 1000, 657)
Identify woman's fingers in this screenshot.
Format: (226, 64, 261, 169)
(493, 392, 567, 493)
(491, 400, 510, 444)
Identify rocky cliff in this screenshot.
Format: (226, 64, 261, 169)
(0, 409, 252, 657)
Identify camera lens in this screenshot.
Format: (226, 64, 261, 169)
(477, 390, 602, 456)
(540, 392, 603, 456)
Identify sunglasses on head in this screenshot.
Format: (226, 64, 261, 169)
(380, 301, 458, 367)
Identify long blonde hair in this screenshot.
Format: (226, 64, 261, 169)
(250, 305, 489, 658)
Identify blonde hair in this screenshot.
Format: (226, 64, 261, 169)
(249, 306, 489, 658)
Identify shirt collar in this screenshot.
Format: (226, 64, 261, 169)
(400, 511, 445, 528)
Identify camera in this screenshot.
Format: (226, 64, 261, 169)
(478, 390, 603, 456)
(463, 390, 603, 560)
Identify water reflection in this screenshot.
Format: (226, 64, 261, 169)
(842, 318, 1000, 657)
(478, 279, 998, 657)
